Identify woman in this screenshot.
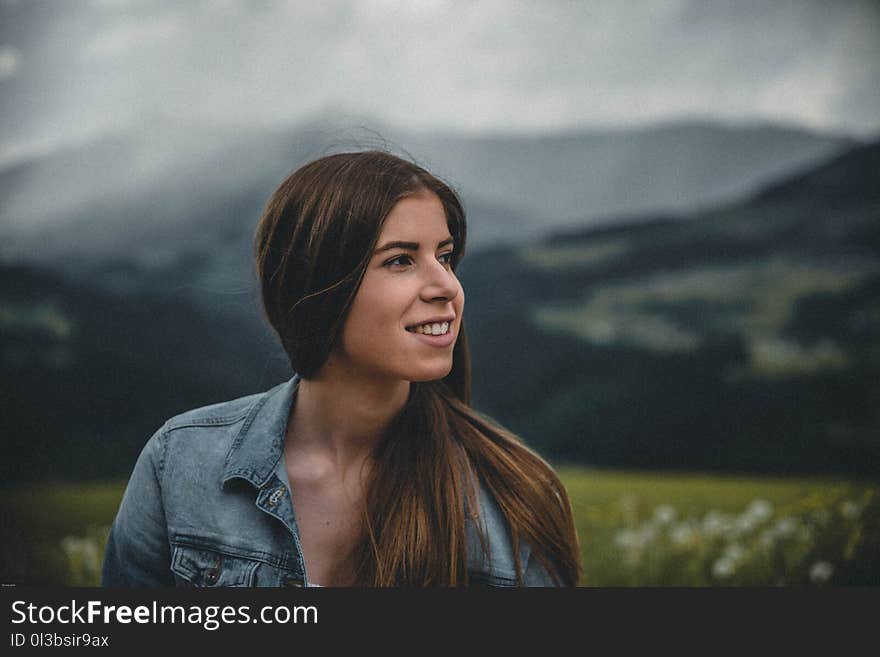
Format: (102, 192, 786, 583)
(102, 150, 582, 587)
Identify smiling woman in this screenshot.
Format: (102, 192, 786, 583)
(102, 150, 582, 587)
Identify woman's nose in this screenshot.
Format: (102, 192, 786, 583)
(420, 259, 460, 302)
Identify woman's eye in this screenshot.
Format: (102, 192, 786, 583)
(385, 253, 455, 268)
(385, 254, 413, 267)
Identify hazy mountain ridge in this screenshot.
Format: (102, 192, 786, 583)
(408, 119, 857, 223)
(0, 116, 853, 286)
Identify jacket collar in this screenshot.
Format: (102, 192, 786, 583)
(222, 374, 301, 489)
(221, 372, 522, 581)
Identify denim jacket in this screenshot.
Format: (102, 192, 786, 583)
(102, 374, 558, 587)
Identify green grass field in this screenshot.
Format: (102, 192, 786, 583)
(2, 467, 877, 586)
(559, 466, 879, 585)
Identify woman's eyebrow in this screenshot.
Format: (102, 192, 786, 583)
(373, 237, 454, 254)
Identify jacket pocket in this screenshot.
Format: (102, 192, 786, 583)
(170, 542, 260, 587)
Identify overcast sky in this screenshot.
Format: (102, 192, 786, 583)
(1, 0, 878, 164)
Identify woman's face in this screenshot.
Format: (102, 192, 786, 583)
(333, 190, 464, 383)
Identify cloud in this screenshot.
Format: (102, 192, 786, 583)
(2, 0, 879, 160)
(0, 45, 20, 79)
(85, 13, 183, 58)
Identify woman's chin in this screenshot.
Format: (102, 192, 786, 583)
(406, 362, 454, 383)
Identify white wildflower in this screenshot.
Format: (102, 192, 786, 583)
(723, 543, 745, 562)
(774, 516, 797, 537)
(652, 504, 677, 526)
(702, 511, 731, 537)
(81, 540, 98, 567)
(745, 499, 774, 523)
(670, 523, 697, 547)
(840, 500, 863, 520)
(712, 556, 736, 579)
(734, 514, 757, 536)
(60, 534, 103, 585)
(60, 536, 85, 558)
(614, 529, 640, 550)
(809, 561, 834, 584)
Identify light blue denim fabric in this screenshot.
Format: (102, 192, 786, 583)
(102, 374, 559, 587)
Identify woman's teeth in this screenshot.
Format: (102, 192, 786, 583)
(409, 321, 450, 335)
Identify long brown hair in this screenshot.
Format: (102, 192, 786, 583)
(254, 150, 581, 585)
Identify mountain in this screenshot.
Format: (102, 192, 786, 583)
(458, 139, 880, 476)
(405, 119, 856, 222)
(0, 115, 853, 306)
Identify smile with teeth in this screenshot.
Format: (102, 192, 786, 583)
(406, 321, 450, 335)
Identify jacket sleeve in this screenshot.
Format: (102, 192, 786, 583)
(102, 426, 174, 587)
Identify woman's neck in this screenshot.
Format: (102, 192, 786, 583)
(286, 359, 410, 474)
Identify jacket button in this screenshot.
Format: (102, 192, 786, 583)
(268, 487, 285, 506)
(205, 568, 220, 585)
(204, 554, 222, 585)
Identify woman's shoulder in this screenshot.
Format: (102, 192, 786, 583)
(157, 377, 294, 440)
(144, 378, 296, 480)
(163, 390, 269, 431)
